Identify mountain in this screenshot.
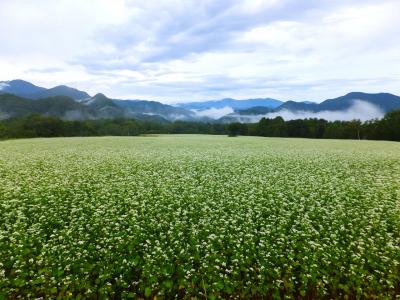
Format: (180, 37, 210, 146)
(81, 93, 124, 119)
(0, 80, 46, 97)
(0, 93, 179, 122)
(275, 92, 400, 113)
(113, 99, 195, 121)
(235, 106, 274, 115)
(178, 98, 283, 110)
(318, 92, 400, 112)
(275, 101, 319, 112)
(2, 79, 400, 123)
(83, 93, 118, 109)
(30, 85, 90, 100)
(0, 80, 193, 121)
(0, 80, 90, 100)
(0, 93, 94, 120)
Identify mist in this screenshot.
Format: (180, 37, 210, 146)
(0, 82, 9, 90)
(228, 100, 385, 123)
(193, 106, 234, 119)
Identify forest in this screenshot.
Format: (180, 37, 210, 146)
(0, 109, 399, 141)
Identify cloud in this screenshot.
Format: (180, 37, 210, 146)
(0, 0, 399, 102)
(27, 67, 65, 74)
(229, 100, 385, 122)
(193, 106, 235, 119)
(0, 82, 10, 91)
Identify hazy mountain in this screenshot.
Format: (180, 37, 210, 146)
(2, 80, 400, 122)
(0, 80, 194, 121)
(113, 99, 195, 121)
(275, 101, 319, 112)
(81, 93, 124, 119)
(224, 92, 400, 123)
(275, 92, 400, 113)
(318, 92, 400, 112)
(178, 98, 283, 110)
(0, 80, 46, 97)
(30, 85, 90, 100)
(83, 93, 118, 109)
(0, 80, 89, 100)
(0, 93, 183, 122)
(235, 106, 274, 115)
(0, 93, 95, 120)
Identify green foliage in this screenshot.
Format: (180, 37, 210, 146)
(0, 136, 399, 298)
(227, 122, 246, 137)
(379, 110, 400, 141)
(1, 109, 400, 141)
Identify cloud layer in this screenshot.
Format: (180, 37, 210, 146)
(193, 106, 235, 119)
(0, 0, 399, 103)
(229, 100, 384, 122)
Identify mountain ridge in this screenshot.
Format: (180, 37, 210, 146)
(1, 80, 400, 122)
(177, 98, 283, 110)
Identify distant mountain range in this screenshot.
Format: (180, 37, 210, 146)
(0, 80, 90, 100)
(177, 98, 283, 110)
(276, 92, 400, 113)
(0, 80, 196, 122)
(1, 79, 400, 123)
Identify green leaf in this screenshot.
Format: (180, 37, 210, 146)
(132, 255, 140, 266)
(14, 278, 25, 287)
(215, 281, 224, 291)
(163, 280, 173, 289)
(144, 287, 152, 298)
(209, 293, 216, 300)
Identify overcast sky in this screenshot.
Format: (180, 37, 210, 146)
(0, 0, 399, 103)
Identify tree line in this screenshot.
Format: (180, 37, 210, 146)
(0, 110, 399, 141)
(227, 109, 400, 141)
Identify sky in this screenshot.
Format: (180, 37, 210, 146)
(0, 0, 399, 104)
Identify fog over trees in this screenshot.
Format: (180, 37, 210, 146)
(1, 109, 399, 141)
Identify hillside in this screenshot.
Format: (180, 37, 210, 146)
(113, 99, 195, 121)
(0, 93, 179, 122)
(2, 80, 400, 122)
(0, 93, 95, 120)
(178, 98, 283, 110)
(0, 80, 46, 97)
(30, 85, 90, 100)
(274, 92, 400, 113)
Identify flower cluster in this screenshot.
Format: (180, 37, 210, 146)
(0, 136, 399, 299)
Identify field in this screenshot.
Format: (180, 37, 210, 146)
(0, 135, 400, 299)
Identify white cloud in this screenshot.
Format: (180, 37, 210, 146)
(230, 100, 384, 123)
(0, 0, 399, 102)
(193, 106, 235, 119)
(0, 82, 10, 91)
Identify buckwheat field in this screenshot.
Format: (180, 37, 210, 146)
(0, 135, 399, 299)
